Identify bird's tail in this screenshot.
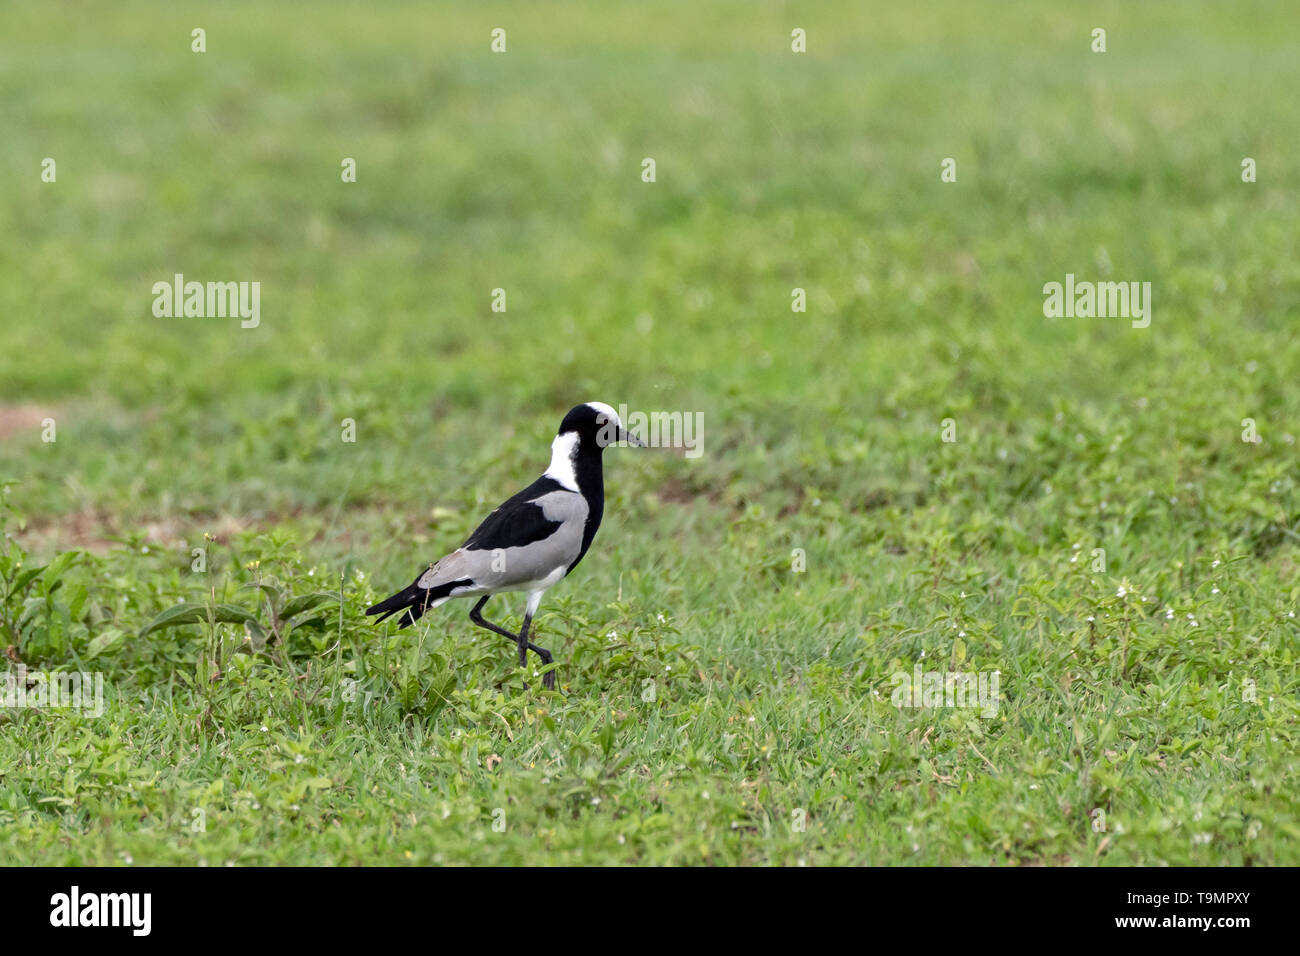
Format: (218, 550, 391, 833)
(365, 575, 471, 629)
(364, 582, 429, 628)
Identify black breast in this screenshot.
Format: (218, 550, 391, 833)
(566, 449, 605, 574)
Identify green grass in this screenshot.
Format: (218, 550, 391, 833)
(1, 0, 1298, 865)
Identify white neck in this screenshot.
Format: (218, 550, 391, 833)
(544, 431, 580, 491)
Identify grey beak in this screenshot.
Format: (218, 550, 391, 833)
(617, 427, 647, 448)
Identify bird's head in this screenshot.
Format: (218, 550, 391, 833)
(558, 402, 646, 452)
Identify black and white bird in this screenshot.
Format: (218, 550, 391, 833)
(365, 402, 645, 689)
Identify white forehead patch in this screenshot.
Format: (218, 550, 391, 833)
(585, 401, 621, 427)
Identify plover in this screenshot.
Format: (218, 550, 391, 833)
(366, 402, 645, 689)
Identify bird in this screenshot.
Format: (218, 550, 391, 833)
(365, 401, 645, 689)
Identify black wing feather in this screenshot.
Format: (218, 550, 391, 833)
(462, 476, 565, 552)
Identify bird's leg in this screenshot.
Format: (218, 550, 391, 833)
(520, 590, 555, 690)
(517, 611, 555, 688)
(517, 616, 553, 691)
(536, 645, 555, 690)
(468, 596, 551, 677)
(514, 610, 529, 666)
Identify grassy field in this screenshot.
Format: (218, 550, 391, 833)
(1, 0, 1298, 865)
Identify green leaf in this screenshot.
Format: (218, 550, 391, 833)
(65, 583, 88, 621)
(86, 627, 127, 659)
(41, 551, 81, 588)
(140, 603, 259, 637)
(241, 582, 284, 610)
(281, 592, 339, 620)
(18, 596, 44, 628)
(8, 565, 45, 596)
(244, 618, 269, 653)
